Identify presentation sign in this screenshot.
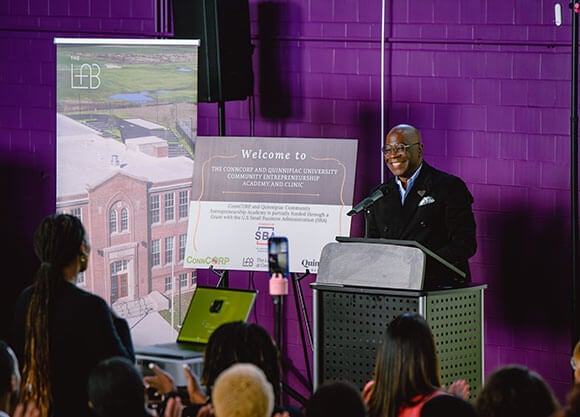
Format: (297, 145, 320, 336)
(184, 136, 358, 274)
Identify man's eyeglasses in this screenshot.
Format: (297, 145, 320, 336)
(382, 142, 420, 156)
(572, 356, 578, 371)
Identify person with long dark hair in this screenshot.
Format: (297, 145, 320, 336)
(365, 313, 446, 417)
(11, 213, 134, 417)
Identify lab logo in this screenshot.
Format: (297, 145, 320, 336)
(70, 63, 101, 89)
(242, 257, 254, 267)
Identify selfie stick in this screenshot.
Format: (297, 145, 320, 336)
(290, 270, 313, 391)
(269, 272, 311, 404)
(269, 272, 288, 350)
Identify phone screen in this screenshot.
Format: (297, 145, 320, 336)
(268, 236, 289, 278)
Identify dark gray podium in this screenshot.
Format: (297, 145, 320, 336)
(312, 238, 486, 400)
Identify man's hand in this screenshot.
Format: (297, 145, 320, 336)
(196, 403, 214, 417)
(145, 363, 178, 396)
(444, 379, 470, 399)
(13, 402, 40, 417)
(162, 396, 183, 417)
(183, 364, 207, 404)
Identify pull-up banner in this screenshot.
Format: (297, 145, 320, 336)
(184, 136, 358, 274)
(54, 38, 200, 345)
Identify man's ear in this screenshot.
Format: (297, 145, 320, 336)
(10, 375, 17, 392)
(88, 400, 94, 409)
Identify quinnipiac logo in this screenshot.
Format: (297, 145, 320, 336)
(301, 258, 319, 269)
(186, 255, 230, 266)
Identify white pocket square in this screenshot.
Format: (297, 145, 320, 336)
(418, 196, 435, 206)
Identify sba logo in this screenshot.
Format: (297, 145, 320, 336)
(255, 224, 274, 246)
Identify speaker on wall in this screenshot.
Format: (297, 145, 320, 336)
(172, 0, 253, 103)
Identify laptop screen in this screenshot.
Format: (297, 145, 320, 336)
(176, 286, 258, 344)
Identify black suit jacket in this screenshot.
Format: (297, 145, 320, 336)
(365, 162, 477, 286)
(12, 281, 135, 417)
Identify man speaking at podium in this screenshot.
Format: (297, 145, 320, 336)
(363, 124, 477, 287)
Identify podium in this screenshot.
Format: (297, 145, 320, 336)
(312, 238, 486, 399)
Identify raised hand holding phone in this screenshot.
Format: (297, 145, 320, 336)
(268, 236, 289, 296)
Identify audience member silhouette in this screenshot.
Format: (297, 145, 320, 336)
(88, 356, 182, 417)
(145, 321, 301, 417)
(200, 322, 282, 402)
(0, 341, 20, 417)
(88, 356, 181, 417)
(211, 363, 275, 417)
(553, 340, 580, 417)
(305, 381, 366, 417)
(88, 356, 153, 417)
(0, 340, 39, 417)
(571, 340, 580, 385)
(551, 383, 580, 417)
(475, 365, 560, 417)
(420, 394, 475, 417)
(364, 312, 467, 417)
(11, 213, 134, 417)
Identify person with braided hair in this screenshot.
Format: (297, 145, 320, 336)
(11, 213, 134, 417)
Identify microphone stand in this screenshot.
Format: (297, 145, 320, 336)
(363, 209, 371, 238)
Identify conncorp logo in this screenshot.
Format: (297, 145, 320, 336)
(186, 256, 230, 266)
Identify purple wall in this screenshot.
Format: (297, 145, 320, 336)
(0, 0, 576, 405)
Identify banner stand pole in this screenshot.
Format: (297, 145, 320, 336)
(208, 265, 229, 288)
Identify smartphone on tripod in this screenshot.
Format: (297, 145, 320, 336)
(268, 236, 289, 278)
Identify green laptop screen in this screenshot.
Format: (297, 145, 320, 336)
(176, 286, 257, 344)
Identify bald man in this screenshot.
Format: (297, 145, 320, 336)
(365, 124, 477, 287)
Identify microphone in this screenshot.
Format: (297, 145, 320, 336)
(347, 188, 385, 216)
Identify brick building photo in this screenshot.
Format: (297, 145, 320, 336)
(57, 113, 196, 345)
